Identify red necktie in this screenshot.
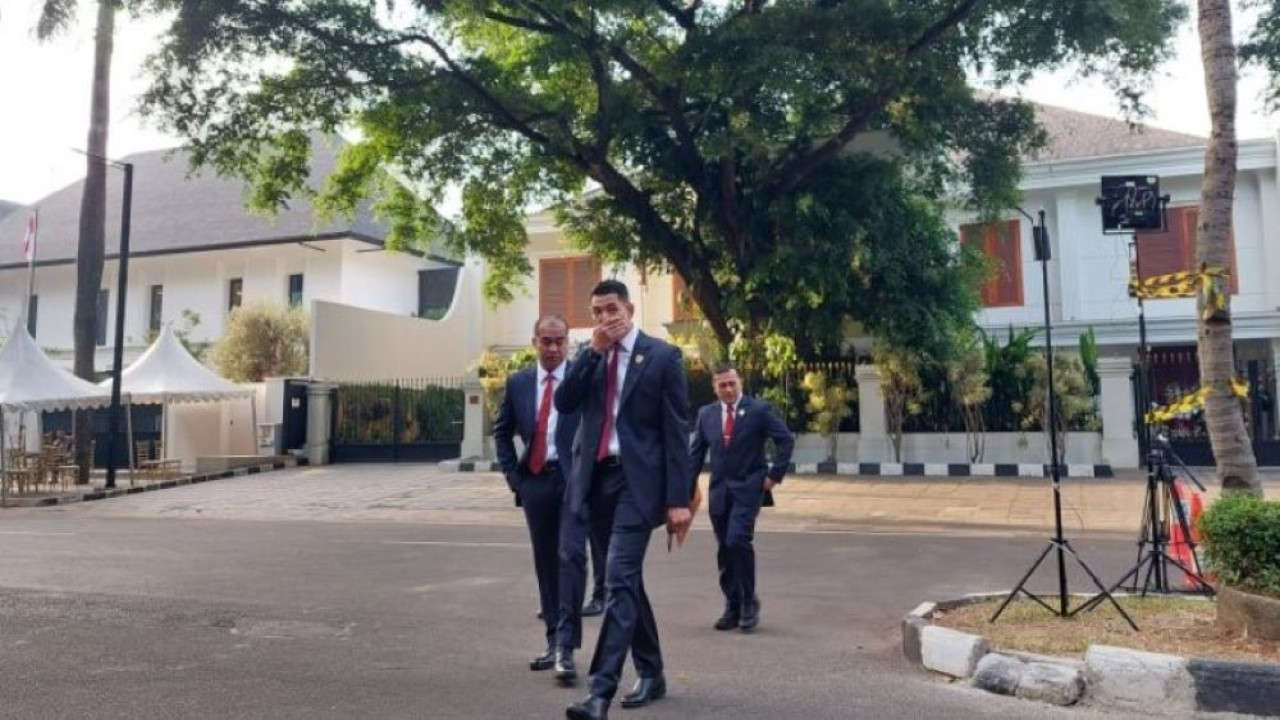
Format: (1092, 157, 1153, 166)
(723, 403, 735, 445)
(596, 348, 620, 461)
(529, 374, 554, 474)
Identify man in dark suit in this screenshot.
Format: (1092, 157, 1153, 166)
(558, 280, 691, 720)
(493, 315, 580, 675)
(688, 361, 794, 632)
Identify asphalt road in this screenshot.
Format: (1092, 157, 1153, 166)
(0, 475, 1158, 719)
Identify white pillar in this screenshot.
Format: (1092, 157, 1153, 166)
(855, 364, 891, 463)
(305, 381, 335, 466)
(1097, 356, 1139, 468)
(460, 378, 486, 460)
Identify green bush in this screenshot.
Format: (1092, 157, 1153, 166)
(1198, 493, 1280, 597)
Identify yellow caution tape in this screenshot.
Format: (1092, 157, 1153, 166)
(1145, 377, 1249, 424)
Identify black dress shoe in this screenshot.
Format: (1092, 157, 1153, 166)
(581, 597, 605, 617)
(740, 600, 760, 632)
(554, 648, 577, 684)
(620, 674, 666, 709)
(713, 608, 740, 631)
(566, 695, 609, 720)
(530, 647, 556, 671)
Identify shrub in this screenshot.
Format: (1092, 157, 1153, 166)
(1198, 493, 1280, 597)
(212, 302, 308, 382)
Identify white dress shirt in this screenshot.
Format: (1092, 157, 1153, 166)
(535, 361, 566, 462)
(604, 325, 639, 457)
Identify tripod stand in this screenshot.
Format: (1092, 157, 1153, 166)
(989, 208, 1137, 631)
(1079, 440, 1214, 610)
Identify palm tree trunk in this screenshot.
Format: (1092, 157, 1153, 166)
(1196, 0, 1260, 495)
(73, 0, 115, 485)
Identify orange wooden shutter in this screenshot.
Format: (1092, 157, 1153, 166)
(1136, 206, 1237, 294)
(539, 258, 570, 320)
(568, 257, 602, 328)
(960, 220, 1022, 308)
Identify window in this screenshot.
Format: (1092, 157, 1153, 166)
(96, 289, 109, 346)
(228, 277, 243, 312)
(539, 256, 601, 328)
(960, 220, 1023, 308)
(1135, 205, 1238, 294)
(418, 267, 460, 320)
(287, 273, 304, 308)
(26, 295, 37, 338)
(671, 273, 699, 321)
(148, 285, 163, 333)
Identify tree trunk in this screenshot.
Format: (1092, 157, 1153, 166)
(73, 0, 115, 485)
(1196, 0, 1260, 495)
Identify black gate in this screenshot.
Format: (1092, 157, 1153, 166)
(1136, 352, 1280, 467)
(330, 378, 465, 462)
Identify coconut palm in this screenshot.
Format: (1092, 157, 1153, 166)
(1196, 0, 1260, 495)
(34, 0, 118, 483)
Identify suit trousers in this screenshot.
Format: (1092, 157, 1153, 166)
(556, 488, 612, 650)
(710, 488, 762, 612)
(518, 466, 565, 646)
(586, 466, 663, 700)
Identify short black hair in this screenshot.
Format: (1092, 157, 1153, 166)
(591, 279, 630, 302)
(712, 361, 738, 376)
(532, 314, 568, 336)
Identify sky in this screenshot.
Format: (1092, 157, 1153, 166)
(0, 5, 1274, 209)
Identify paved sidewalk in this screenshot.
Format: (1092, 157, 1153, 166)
(14, 462, 1275, 538)
(785, 467, 1280, 534)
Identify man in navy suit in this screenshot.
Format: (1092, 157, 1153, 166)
(559, 280, 691, 720)
(493, 315, 581, 675)
(688, 361, 794, 632)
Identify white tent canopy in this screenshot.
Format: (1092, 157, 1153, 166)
(103, 325, 252, 403)
(0, 323, 111, 412)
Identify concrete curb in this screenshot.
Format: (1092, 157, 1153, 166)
(441, 459, 1114, 478)
(903, 593, 1280, 717)
(1, 458, 302, 508)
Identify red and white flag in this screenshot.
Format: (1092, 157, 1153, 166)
(22, 209, 37, 262)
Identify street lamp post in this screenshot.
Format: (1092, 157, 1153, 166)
(104, 161, 133, 490)
(76, 149, 134, 491)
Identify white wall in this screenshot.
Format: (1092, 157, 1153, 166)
(0, 238, 435, 371)
(309, 264, 484, 379)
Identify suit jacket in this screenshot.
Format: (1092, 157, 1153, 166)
(493, 365, 579, 503)
(687, 395, 795, 513)
(556, 331, 689, 528)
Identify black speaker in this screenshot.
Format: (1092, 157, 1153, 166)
(1098, 176, 1164, 232)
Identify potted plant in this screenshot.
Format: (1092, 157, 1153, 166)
(1197, 492, 1280, 640)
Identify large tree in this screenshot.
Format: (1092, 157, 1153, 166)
(1198, 0, 1259, 494)
(27, 0, 119, 484)
(138, 0, 1182, 358)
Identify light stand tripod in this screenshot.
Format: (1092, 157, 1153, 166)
(990, 209, 1136, 630)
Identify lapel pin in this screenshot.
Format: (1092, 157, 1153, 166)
(635, 354, 645, 364)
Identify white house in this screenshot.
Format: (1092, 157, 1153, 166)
(442, 102, 1280, 466)
(0, 144, 461, 371)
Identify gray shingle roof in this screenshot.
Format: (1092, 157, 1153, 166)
(0, 199, 19, 220)
(1031, 103, 1206, 162)
(0, 142, 392, 270)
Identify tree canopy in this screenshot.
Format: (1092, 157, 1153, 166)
(139, 0, 1185, 357)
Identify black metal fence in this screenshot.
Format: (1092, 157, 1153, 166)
(330, 378, 465, 462)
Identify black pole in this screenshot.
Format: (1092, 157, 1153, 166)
(105, 162, 133, 490)
(1035, 209, 1070, 615)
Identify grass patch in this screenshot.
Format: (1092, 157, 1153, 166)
(932, 596, 1280, 664)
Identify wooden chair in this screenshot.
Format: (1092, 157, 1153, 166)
(3, 448, 38, 496)
(41, 444, 78, 492)
(135, 440, 158, 483)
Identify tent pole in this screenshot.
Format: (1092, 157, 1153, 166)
(2, 407, 8, 507)
(126, 400, 135, 486)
